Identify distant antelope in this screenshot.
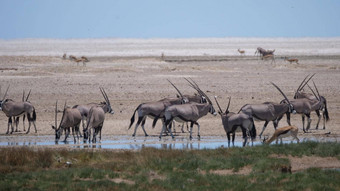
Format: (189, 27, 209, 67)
(69, 55, 77, 61)
(255, 47, 275, 57)
(62, 53, 67, 59)
(52, 101, 82, 143)
(264, 126, 299, 144)
(261, 54, 275, 64)
(237, 48, 245, 56)
(83, 87, 114, 143)
(215, 96, 256, 147)
(284, 57, 299, 64)
(160, 78, 217, 140)
(74, 57, 88, 66)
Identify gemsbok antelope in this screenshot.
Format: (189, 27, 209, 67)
(128, 80, 196, 137)
(215, 96, 256, 147)
(294, 74, 329, 129)
(0, 86, 37, 134)
(151, 79, 209, 134)
(255, 47, 275, 57)
(284, 57, 299, 64)
(238, 82, 296, 138)
(52, 101, 82, 143)
(72, 90, 112, 135)
(237, 48, 245, 56)
(83, 87, 114, 143)
(160, 79, 217, 140)
(264, 126, 299, 144)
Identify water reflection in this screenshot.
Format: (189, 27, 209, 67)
(0, 135, 339, 150)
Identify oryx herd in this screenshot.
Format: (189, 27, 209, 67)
(0, 73, 330, 146)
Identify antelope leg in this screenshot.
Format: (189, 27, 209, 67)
(15, 117, 19, 132)
(7, 117, 12, 134)
(315, 110, 321, 129)
(141, 118, 148, 137)
(133, 116, 144, 137)
(306, 113, 312, 131)
(259, 121, 269, 138)
(302, 115, 306, 133)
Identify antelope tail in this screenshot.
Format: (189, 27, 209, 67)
(32, 109, 37, 121)
(129, 104, 141, 129)
(250, 118, 257, 139)
(85, 107, 94, 131)
(323, 98, 330, 121)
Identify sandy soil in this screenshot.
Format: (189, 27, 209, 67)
(0, 51, 340, 142)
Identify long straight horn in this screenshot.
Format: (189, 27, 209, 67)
(55, 100, 58, 129)
(167, 79, 184, 98)
(102, 88, 111, 105)
(306, 84, 320, 101)
(99, 87, 107, 102)
(188, 78, 213, 104)
(22, 90, 25, 102)
(312, 80, 321, 101)
(2, 85, 10, 101)
(226, 97, 231, 113)
(25, 89, 31, 102)
(213, 96, 223, 114)
(296, 74, 310, 94)
(299, 73, 316, 91)
(270, 82, 291, 105)
(100, 87, 110, 105)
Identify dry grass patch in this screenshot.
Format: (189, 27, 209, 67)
(270, 154, 340, 172)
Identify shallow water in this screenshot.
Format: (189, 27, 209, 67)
(0, 135, 338, 150)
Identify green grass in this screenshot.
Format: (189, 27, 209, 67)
(1, 142, 340, 191)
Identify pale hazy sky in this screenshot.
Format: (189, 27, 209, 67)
(1, 0, 339, 39)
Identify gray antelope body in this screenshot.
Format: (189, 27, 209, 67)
(52, 101, 82, 143)
(129, 98, 184, 137)
(0, 87, 37, 134)
(293, 74, 330, 130)
(215, 97, 256, 147)
(83, 88, 114, 143)
(255, 47, 275, 57)
(128, 80, 191, 137)
(279, 97, 322, 133)
(72, 102, 103, 134)
(238, 82, 296, 138)
(161, 79, 217, 140)
(239, 102, 292, 138)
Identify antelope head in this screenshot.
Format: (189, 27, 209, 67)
(51, 100, 64, 142)
(271, 82, 296, 114)
(100, 87, 114, 114)
(214, 96, 231, 116)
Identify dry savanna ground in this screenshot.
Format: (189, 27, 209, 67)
(0, 54, 340, 140)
